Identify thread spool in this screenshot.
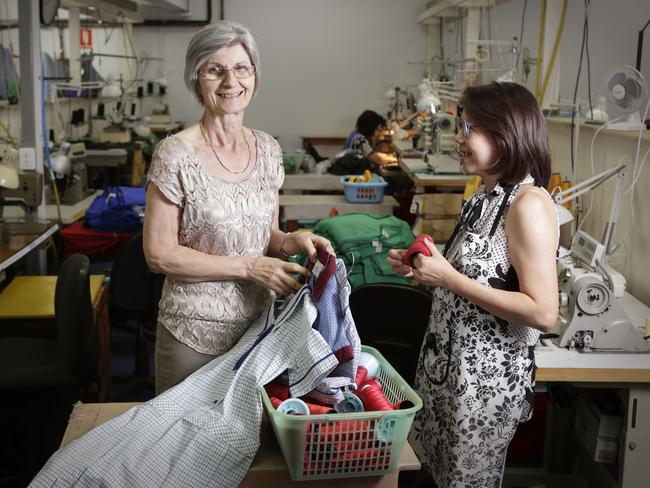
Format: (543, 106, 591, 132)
(304, 401, 336, 415)
(354, 365, 368, 388)
(356, 382, 394, 412)
(335, 391, 365, 413)
(277, 398, 310, 415)
(404, 234, 435, 267)
(358, 352, 380, 378)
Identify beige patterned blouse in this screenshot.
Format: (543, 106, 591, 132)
(147, 131, 284, 355)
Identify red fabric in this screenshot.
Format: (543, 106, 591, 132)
(404, 233, 434, 266)
(59, 219, 135, 258)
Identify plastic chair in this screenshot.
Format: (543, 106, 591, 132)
(349, 283, 432, 385)
(109, 233, 163, 399)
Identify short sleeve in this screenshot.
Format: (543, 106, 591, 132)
(266, 133, 284, 190)
(349, 134, 372, 156)
(147, 137, 185, 206)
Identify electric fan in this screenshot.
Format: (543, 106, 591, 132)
(603, 65, 648, 130)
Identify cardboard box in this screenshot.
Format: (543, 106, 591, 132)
(422, 193, 463, 218)
(574, 395, 621, 464)
(416, 217, 457, 244)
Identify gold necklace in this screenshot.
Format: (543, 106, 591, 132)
(200, 122, 252, 176)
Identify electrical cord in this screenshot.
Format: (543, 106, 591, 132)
(570, 0, 591, 174)
(514, 0, 528, 77)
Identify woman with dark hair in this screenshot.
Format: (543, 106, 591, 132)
(343, 109, 397, 168)
(387, 82, 558, 487)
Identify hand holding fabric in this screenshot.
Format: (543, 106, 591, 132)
(247, 257, 310, 295)
(285, 231, 335, 263)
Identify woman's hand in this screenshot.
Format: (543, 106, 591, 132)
(386, 248, 413, 277)
(375, 152, 398, 166)
(284, 231, 335, 263)
(411, 238, 457, 289)
(247, 256, 310, 295)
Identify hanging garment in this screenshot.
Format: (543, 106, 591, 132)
(30, 286, 338, 488)
(409, 175, 558, 488)
(303, 249, 360, 404)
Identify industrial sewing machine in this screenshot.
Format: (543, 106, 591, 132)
(556, 230, 649, 353)
(424, 113, 462, 174)
(46, 142, 93, 205)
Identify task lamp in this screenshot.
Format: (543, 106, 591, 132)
(552, 163, 627, 262)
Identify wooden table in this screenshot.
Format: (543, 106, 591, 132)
(398, 158, 472, 191)
(0, 275, 112, 401)
(0, 221, 59, 273)
(532, 292, 650, 488)
(60, 402, 421, 487)
(280, 194, 399, 222)
(282, 174, 343, 192)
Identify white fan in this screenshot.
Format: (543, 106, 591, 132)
(603, 65, 648, 130)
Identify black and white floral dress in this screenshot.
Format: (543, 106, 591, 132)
(410, 174, 556, 488)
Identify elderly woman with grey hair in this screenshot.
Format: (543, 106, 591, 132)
(143, 20, 332, 394)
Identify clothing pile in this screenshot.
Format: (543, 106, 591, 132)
(312, 213, 415, 289)
(84, 185, 146, 232)
(30, 253, 359, 488)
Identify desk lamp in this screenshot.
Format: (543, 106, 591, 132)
(553, 163, 627, 263)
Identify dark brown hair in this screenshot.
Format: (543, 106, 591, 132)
(460, 82, 551, 188)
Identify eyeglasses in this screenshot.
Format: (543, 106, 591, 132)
(455, 116, 477, 138)
(199, 63, 256, 81)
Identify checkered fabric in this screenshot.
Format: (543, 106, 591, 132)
(305, 256, 361, 405)
(30, 285, 337, 488)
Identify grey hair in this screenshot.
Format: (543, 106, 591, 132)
(184, 20, 260, 104)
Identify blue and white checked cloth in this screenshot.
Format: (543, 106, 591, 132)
(30, 285, 338, 488)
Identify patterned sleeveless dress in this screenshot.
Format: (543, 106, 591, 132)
(409, 174, 557, 488)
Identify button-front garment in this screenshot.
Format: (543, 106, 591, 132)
(30, 285, 338, 488)
(409, 175, 557, 488)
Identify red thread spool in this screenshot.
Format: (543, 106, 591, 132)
(356, 383, 394, 412)
(404, 234, 435, 267)
(304, 401, 336, 415)
(270, 396, 283, 409)
(265, 381, 290, 401)
(354, 365, 368, 387)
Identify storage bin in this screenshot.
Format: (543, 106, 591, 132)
(341, 175, 388, 203)
(261, 345, 422, 481)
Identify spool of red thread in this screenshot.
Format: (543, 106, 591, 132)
(356, 382, 394, 412)
(404, 234, 435, 267)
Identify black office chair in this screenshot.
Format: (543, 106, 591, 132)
(0, 254, 98, 483)
(349, 283, 432, 385)
(0, 253, 98, 394)
(109, 233, 163, 399)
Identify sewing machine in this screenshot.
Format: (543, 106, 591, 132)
(556, 231, 649, 353)
(424, 114, 462, 174)
(46, 142, 93, 205)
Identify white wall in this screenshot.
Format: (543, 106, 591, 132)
(133, 0, 430, 150)
(437, 0, 650, 108)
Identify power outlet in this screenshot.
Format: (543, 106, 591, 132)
(19, 147, 36, 170)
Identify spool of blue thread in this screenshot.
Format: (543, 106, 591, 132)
(277, 398, 310, 415)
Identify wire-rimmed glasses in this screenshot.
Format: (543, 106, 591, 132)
(199, 64, 256, 81)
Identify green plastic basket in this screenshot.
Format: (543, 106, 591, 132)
(260, 345, 422, 481)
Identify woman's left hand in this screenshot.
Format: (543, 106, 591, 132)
(285, 231, 335, 263)
(411, 238, 458, 289)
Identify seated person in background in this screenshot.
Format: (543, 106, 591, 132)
(344, 110, 398, 169)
